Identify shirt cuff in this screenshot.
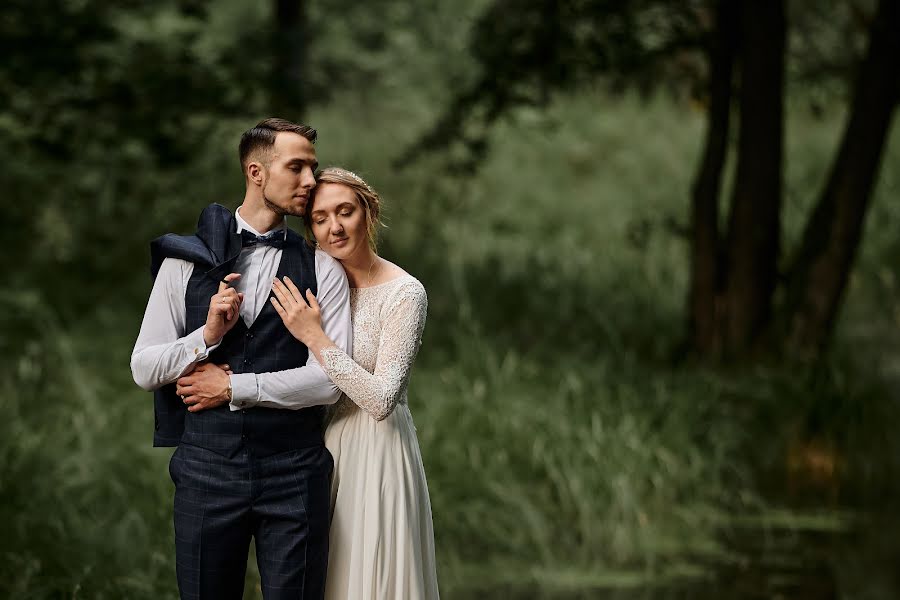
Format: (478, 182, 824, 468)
(184, 326, 218, 361)
(229, 373, 259, 411)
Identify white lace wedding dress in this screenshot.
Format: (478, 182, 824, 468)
(320, 274, 440, 599)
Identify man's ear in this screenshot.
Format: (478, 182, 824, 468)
(246, 162, 265, 186)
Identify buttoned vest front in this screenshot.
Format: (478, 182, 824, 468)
(150, 204, 322, 457)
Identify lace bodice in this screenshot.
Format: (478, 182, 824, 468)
(320, 275, 427, 421)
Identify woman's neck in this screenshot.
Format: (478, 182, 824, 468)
(340, 249, 381, 288)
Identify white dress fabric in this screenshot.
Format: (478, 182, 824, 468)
(321, 274, 440, 600)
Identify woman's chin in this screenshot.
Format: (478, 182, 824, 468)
(324, 238, 361, 261)
(320, 245, 348, 261)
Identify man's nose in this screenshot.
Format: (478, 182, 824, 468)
(301, 168, 316, 188)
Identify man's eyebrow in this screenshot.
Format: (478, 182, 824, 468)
(286, 157, 317, 166)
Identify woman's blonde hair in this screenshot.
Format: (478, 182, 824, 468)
(307, 167, 383, 253)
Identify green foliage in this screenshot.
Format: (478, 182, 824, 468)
(417, 352, 751, 594)
(401, 0, 874, 169)
(0, 297, 173, 598)
(2, 0, 900, 598)
(4, 88, 900, 596)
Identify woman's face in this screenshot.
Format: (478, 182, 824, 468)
(309, 183, 369, 261)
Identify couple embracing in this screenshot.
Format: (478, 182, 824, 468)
(131, 118, 440, 599)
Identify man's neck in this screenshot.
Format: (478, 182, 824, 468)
(237, 198, 284, 235)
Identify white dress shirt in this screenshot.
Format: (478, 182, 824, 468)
(131, 207, 352, 411)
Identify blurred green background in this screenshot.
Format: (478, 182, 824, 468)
(2, 1, 899, 598)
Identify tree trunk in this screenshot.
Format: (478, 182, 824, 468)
(272, 0, 308, 118)
(784, 0, 900, 357)
(720, 0, 786, 357)
(688, 0, 739, 356)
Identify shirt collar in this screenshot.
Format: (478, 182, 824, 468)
(235, 206, 288, 240)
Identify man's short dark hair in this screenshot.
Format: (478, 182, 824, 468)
(239, 118, 317, 171)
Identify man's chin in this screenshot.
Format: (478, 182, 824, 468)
(263, 197, 306, 218)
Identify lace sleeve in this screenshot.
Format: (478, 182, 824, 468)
(320, 279, 427, 421)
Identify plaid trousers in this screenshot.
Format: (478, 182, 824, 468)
(169, 442, 333, 600)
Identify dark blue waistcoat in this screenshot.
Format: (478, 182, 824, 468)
(149, 203, 322, 458)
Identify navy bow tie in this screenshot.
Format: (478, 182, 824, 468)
(240, 229, 286, 249)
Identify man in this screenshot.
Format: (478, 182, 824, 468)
(131, 118, 351, 600)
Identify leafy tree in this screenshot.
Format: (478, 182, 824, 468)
(404, 0, 899, 360)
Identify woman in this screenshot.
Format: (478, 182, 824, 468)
(270, 167, 440, 599)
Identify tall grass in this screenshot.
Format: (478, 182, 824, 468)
(0, 295, 175, 598)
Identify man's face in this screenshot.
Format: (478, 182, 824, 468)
(260, 132, 318, 217)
